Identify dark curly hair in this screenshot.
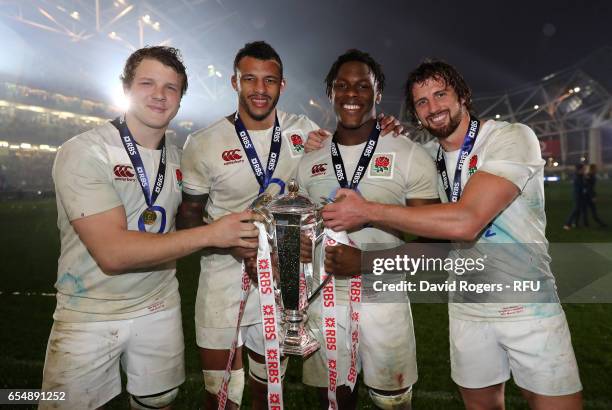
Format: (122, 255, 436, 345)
(325, 49, 385, 99)
(233, 41, 283, 78)
(121, 46, 188, 96)
(404, 59, 472, 125)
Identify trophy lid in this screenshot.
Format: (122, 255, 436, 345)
(267, 179, 316, 214)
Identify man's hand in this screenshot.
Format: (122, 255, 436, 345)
(322, 189, 371, 232)
(378, 113, 404, 136)
(305, 129, 331, 153)
(208, 210, 260, 248)
(230, 237, 258, 261)
(300, 232, 313, 263)
(325, 244, 361, 277)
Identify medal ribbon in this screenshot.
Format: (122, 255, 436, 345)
(326, 123, 375, 400)
(234, 112, 282, 193)
(320, 237, 338, 410)
(346, 274, 361, 390)
(111, 117, 167, 232)
(217, 264, 251, 410)
(436, 116, 480, 202)
(330, 122, 380, 189)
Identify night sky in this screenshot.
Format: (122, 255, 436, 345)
(1, 0, 610, 125)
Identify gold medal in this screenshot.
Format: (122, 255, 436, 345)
(142, 209, 157, 225)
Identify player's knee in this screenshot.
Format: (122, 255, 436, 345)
(202, 368, 245, 407)
(459, 384, 504, 410)
(247, 355, 289, 384)
(368, 386, 413, 410)
(130, 387, 179, 409)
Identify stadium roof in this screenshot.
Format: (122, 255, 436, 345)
(1, 0, 610, 128)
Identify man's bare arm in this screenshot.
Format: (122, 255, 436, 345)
(323, 171, 519, 241)
(405, 198, 440, 207)
(73, 204, 258, 275)
(176, 192, 208, 229)
(177, 191, 258, 263)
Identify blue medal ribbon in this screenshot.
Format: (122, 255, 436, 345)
(111, 117, 167, 233)
(330, 121, 381, 190)
(436, 116, 480, 202)
(234, 112, 283, 194)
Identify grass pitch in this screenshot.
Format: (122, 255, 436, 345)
(0, 181, 611, 409)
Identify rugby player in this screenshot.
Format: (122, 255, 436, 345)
(41, 46, 258, 410)
(178, 41, 404, 409)
(297, 49, 439, 410)
(319, 59, 583, 410)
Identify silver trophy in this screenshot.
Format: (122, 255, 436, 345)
(251, 180, 327, 356)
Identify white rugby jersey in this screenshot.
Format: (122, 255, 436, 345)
(423, 120, 563, 320)
(181, 111, 320, 328)
(52, 121, 182, 322)
(297, 131, 439, 303)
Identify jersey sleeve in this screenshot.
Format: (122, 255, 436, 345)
(404, 143, 440, 200)
(478, 123, 544, 191)
(53, 139, 122, 221)
(180, 134, 211, 196)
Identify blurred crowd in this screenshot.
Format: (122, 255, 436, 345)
(0, 149, 55, 193)
(0, 82, 117, 119)
(0, 108, 101, 146)
(0, 81, 196, 198)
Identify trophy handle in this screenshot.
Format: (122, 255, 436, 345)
(251, 207, 273, 226)
(305, 229, 330, 304)
(306, 272, 334, 304)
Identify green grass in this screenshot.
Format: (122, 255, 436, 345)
(0, 181, 611, 409)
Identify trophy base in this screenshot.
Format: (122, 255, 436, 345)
(280, 310, 320, 356)
(281, 331, 320, 357)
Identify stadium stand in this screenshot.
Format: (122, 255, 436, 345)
(0, 81, 195, 197)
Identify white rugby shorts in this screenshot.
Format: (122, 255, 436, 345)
(40, 306, 185, 409)
(196, 322, 265, 355)
(302, 302, 418, 391)
(449, 312, 582, 395)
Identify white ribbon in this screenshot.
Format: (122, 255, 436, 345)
(321, 228, 361, 407)
(218, 264, 251, 410)
(254, 221, 284, 410)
